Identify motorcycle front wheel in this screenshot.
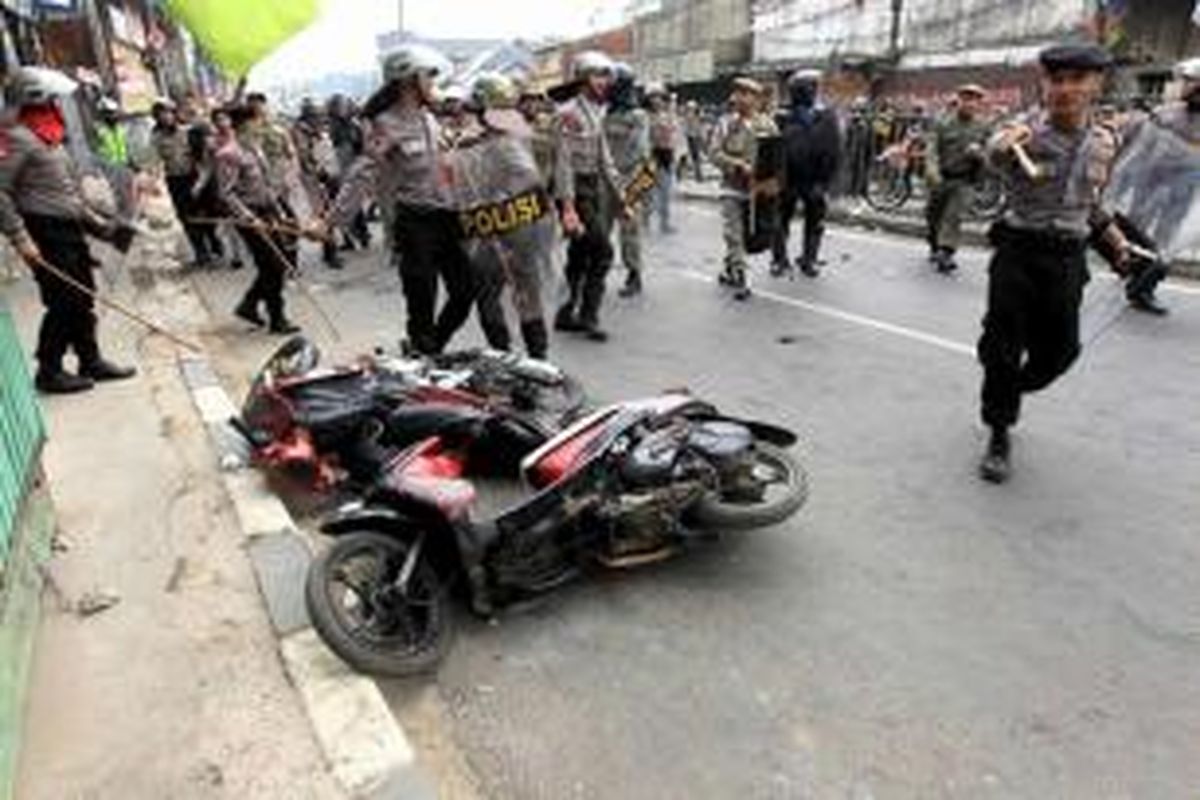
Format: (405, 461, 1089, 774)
(305, 532, 454, 676)
(687, 442, 809, 532)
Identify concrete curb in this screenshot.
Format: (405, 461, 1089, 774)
(678, 187, 1200, 279)
(176, 354, 435, 800)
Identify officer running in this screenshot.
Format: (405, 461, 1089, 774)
(603, 63, 651, 298)
(330, 44, 477, 356)
(552, 51, 627, 343)
(711, 76, 777, 300)
(925, 84, 991, 274)
(0, 67, 136, 394)
(772, 69, 840, 278)
(976, 44, 1130, 483)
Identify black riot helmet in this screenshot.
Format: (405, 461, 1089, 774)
(608, 62, 638, 111)
(787, 69, 821, 108)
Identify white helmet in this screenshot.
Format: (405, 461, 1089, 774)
(382, 43, 451, 85)
(9, 67, 77, 106)
(570, 50, 615, 81)
(441, 83, 470, 104)
(1176, 57, 1200, 82)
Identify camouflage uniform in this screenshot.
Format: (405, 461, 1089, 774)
(925, 113, 990, 258)
(710, 111, 778, 284)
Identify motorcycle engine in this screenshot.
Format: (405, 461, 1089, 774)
(686, 422, 763, 503)
(603, 482, 704, 557)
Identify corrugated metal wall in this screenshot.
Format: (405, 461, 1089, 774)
(0, 298, 45, 567)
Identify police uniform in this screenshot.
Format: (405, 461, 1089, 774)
(552, 93, 624, 334)
(334, 105, 475, 355)
(977, 44, 1118, 482)
(710, 94, 778, 289)
(153, 122, 218, 264)
(925, 95, 990, 270)
(449, 115, 555, 359)
(291, 114, 347, 269)
(647, 104, 679, 232)
(603, 104, 650, 291)
(772, 91, 840, 277)
(0, 120, 133, 390)
(216, 137, 297, 333)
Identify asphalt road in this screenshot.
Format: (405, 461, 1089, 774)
(189, 201, 1200, 799)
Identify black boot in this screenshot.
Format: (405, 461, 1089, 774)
(1127, 291, 1169, 316)
(579, 321, 609, 342)
(618, 270, 642, 298)
(935, 248, 959, 274)
(235, 299, 265, 327)
(797, 257, 820, 278)
(731, 270, 751, 301)
(554, 303, 584, 332)
(36, 369, 94, 394)
(269, 317, 301, 335)
(978, 427, 1012, 484)
(80, 358, 136, 382)
(521, 319, 550, 360)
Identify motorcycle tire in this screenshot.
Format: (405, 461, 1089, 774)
(687, 443, 809, 532)
(305, 532, 454, 677)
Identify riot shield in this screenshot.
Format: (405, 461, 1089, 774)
(1103, 119, 1200, 260)
(744, 134, 785, 255)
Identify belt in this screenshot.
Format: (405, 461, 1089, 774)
(990, 221, 1085, 253)
(458, 188, 550, 240)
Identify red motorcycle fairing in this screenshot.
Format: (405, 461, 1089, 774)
(521, 394, 712, 491)
(383, 437, 477, 522)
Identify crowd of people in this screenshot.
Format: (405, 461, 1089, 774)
(1, 43, 1197, 484)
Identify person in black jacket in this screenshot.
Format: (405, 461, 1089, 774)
(772, 69, 841, 278)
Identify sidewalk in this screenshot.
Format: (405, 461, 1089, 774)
(675, 178, 1200, 279)
(3, 265, 342, 798)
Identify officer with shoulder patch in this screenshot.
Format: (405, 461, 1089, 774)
(603, 63, 651, 298)
(329, 44, 477, 355)
(925, 84, 991, 274)
(552, 50, 627, 342)
(0, 67, 136, 394)
(710, 76, 777, 300)
(976, 44, 1129, 483)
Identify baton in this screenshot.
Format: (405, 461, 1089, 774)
(29, 254, 202, 353)
(1011, 142, 1044, 182)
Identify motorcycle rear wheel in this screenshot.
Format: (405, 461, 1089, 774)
(687, 443, 809, 532)
(306, 532, 454, 676)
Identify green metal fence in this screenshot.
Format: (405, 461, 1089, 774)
(0, 298, 44, 567)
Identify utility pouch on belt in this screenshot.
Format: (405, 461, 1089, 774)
(459, 188, 550, 240)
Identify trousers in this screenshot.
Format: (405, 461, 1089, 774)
(978, 225, 1089, 429)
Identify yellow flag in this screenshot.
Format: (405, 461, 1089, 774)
(164, 0, 320, 77)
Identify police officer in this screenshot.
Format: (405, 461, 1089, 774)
(450, 72, 555, 359)
(552, 50, 626, 342)
(0, 67, 136, 394)
(925, 84, 991, 274)
(977, 44, 1129, 483)
(291, 98, 346, 270)
(772, 69, 840, 278)
(645, 83, 679, 234)
(1116, 58, 1200, 316)
(330, 44, 477, 355)
(216, 105, 300, 334)
(711, 77, 777, 300)
(603, 63, 651, 298)
(152, 98, 218, 266)
(517, 87, 556, 190)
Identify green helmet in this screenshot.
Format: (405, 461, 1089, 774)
(471, 72, 518, 110)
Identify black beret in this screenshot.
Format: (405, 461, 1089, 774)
(1039, 44, 1112, 73)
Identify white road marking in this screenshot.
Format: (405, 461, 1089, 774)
(681, 198, 1200, 296)
(675, 268, 977, 357)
